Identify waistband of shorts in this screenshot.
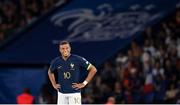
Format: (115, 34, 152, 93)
(58, 91, 81, 95)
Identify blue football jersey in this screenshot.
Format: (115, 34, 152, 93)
(49, 54, 91, 93)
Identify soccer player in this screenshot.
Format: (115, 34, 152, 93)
(48, 41, 97, 105)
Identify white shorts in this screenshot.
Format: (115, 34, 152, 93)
(57, 91, 81, 105)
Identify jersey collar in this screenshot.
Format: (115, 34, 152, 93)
(61, 54, 72, 61)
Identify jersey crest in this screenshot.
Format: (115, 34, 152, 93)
(70, 63, 75, 70)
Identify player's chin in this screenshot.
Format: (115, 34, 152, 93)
(64, 53, 70, 57)
(64, 53, 69, 57)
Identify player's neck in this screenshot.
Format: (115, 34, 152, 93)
(62, 54, 71, 61)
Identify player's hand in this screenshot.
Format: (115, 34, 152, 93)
(72, 83, 85, 90)
(53, 84, 60, 91)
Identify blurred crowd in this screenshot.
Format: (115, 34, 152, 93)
(81, 8, 180, 104)
(0, 0, 60, 43)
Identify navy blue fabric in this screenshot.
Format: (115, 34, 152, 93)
(49, 54, 90, 93)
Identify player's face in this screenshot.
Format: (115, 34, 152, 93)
(59, 44, 71, 57)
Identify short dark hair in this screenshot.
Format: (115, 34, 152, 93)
(59, 40, 70, 45)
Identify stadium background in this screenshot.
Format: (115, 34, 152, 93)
(0, 0, 180, 104)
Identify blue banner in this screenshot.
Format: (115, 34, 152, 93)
(0, 68, 47, 103)
(0, 0, 179, 65)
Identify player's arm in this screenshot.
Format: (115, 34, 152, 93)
(48, 69, 60, 91)
(72, 64, 97, 90)
(83, 64, 97, 84)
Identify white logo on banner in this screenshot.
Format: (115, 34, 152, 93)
(51, 4, 161, 43)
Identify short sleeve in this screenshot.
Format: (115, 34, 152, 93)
(49, 58, 57, 72)
(77, 56, 91, 70)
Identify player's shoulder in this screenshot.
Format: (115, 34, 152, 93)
(71, 54, 84, 60)
(51, 56, 61, 63)
(71, 54, 89, 63)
